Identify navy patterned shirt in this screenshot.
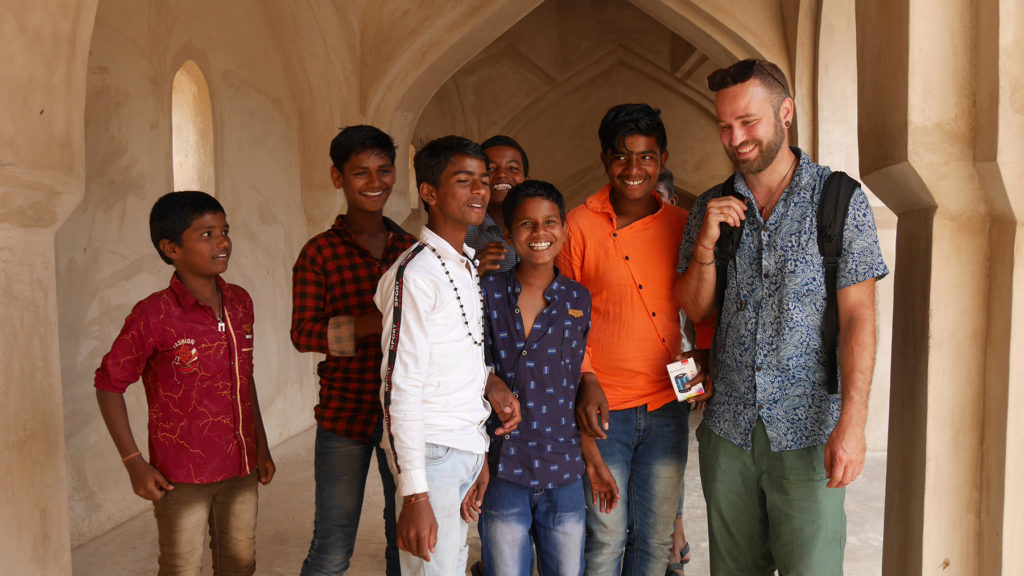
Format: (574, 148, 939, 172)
(678, 149, 889, 451)
(482, 268, 591, 488)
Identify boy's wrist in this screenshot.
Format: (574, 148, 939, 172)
(403, 492, 429, 505)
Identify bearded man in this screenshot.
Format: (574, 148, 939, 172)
(674, 59, 888, 576)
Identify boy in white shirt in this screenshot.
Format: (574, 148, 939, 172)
(375, 135, 520, 576)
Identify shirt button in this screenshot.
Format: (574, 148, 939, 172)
(763, 273, 769, 279)
(504, 435, 511, 440)
(651, 312, 656, 317)
(661, 338, 666, 342)
(514, 308, 520, 314)
(758, 404, 764, 411)
(522, 350, 528, 356)
(638, 284, 643, 290)
(756, 365, 763, 372)
(612, 232, 618, 237)
(625, 255, 630, 260)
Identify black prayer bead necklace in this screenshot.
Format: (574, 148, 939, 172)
(426, 243, 484, 347)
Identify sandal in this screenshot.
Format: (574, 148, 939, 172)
(665, 542, 691, 576)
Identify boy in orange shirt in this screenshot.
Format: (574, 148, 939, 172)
(556, 104, 710, 576)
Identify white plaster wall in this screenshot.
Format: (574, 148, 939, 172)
(0, 0, 97, 572)
(57, 0, 314, 546)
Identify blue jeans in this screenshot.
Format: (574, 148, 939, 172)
(583, 401, 690, 576)
(300, 425, 399, 576)
(479, 476, 586, 576)
(396, 443, 484, 576)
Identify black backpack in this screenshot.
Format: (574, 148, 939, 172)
(712, 171, 859, 394)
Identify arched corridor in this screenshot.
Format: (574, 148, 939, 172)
(1, 1, 1021, 574)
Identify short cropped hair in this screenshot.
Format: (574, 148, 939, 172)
(751, 60, 791, 110)
(501, 180, 567, 230)
(657, 169, 674, 190)
(481, 135, 530, 177)
(329, 125, 397, 170)
(150, 191, 225, 265)
(598, 103, 667, 156)
(413, 136, 488, 189)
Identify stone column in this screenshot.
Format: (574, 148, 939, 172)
(857, 0, 1023, 574)
(0, 1, 97, 574)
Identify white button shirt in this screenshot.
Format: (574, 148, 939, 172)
(375, 226, 491, 496)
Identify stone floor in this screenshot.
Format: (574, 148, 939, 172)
(73, 413, 886, 575)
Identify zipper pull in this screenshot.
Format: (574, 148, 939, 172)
(218, 321, 226, 332)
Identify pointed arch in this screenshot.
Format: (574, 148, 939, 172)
(171, 60, 214, 194)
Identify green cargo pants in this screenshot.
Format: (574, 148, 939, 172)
(697, 419, 846, 576)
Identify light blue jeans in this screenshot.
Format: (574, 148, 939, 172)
(583, 401, 690, 576)
(479, 476, 586, 576)
(397, 443, 484, 576)
(300, 425, 398, 576)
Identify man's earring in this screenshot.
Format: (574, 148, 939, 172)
(785, 120, 791, 128)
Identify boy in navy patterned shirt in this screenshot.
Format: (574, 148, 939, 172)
(462, 180, 620, 576)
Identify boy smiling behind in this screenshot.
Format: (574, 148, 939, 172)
(462, 181, 619, 576)
(465, 135, 530, 275)
(95, 191, 274, 575)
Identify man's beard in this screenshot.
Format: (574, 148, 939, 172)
(726, 115, 786, 175)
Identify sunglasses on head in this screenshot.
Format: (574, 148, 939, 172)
(707, 59, 787, 94)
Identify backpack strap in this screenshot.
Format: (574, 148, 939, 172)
(817, 171, 858, 395)
(713, 175, 746, 346)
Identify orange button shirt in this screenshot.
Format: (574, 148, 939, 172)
(556, 185, 689, 411)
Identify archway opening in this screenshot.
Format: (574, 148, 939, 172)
(408, 1, 893, 573)
(171, 60, 215, 194)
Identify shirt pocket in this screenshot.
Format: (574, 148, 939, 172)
(237, 345, 254, 381)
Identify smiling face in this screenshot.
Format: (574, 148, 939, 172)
(715, 79, 791, 175)
(601, 134, 667, 202)
(161, 211, 231, 282)
(505, 196, 565, 268)
(421, 154, 490, 245)
(332, 149, 395, 213)
(484, 145, 526, 209)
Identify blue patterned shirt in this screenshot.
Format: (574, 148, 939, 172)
(466, 213, 519, 274)
(677, 149, 888, 451)
(482, 268, 591, 488)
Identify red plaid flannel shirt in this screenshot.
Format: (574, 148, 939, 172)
(291, 215, 416, 441)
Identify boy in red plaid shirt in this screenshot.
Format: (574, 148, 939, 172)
(290, 125, 416, 576)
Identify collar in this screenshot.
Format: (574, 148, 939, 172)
(584, 184, 666, 220)
(420, 226, 476, 261)
(481, 212, 502, 233)
(732, 146, 809, 202)
(169, 272, 227, 311)
(331, 213, 404, 241)
(503, 266, 564, 303)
